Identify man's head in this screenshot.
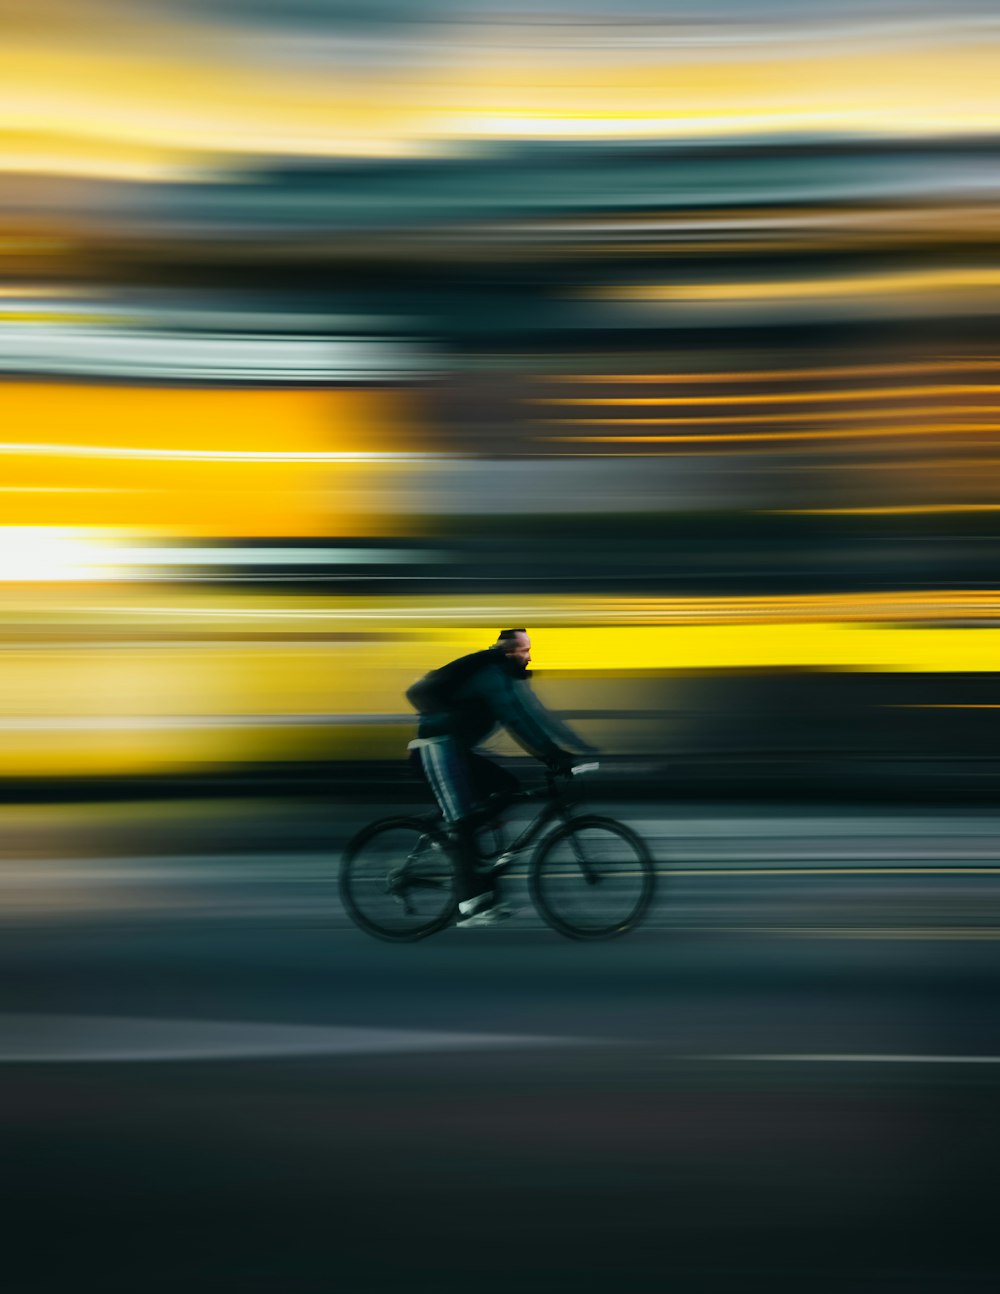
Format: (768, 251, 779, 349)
(495, 628, 531, 671)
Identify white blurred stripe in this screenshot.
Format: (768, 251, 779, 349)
(577, 16, 1000, 51)
(0, 1014, 592, 1064)
(63, 547, 435, 566)
(0, 327, 429, 381)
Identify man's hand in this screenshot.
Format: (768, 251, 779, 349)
(545, 750, 577, 775)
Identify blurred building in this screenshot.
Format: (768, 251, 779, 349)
(3, 1, 1000, 793)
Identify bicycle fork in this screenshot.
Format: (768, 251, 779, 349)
(566, 826, 601, 885)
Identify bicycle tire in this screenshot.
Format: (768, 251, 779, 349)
(529, 815, 655, 940)
(340, 817, 458, 942)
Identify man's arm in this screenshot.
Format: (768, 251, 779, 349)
(470, 669, 590, 764)
(515, 681, 600, 756)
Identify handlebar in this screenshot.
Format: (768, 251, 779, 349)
(543, 760, 599, 787)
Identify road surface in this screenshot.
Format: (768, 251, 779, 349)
(3, 798, 999, 1292)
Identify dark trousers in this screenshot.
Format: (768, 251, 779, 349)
(409, 741, 520, 903)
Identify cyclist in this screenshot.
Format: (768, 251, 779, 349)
(406, 629, 597, 927)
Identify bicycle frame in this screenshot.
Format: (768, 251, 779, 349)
(404, 767, 599, 883)
(480, 772, 591, 878)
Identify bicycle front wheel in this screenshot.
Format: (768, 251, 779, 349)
(340, 817, 458, 942)
(529, 815, 655, 940)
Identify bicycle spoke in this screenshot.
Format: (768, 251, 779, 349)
(530, 818, 654, 939)
(341, 820, 457, 941)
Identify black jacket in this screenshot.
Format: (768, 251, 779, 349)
(407, 648, 588, 758)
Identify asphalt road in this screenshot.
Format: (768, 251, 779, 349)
(3, 799, 1000, 1293)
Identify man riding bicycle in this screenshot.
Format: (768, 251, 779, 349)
(406, 629, 597, 927)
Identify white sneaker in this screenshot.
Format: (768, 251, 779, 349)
(458, 891, 491, 916)
(456, 893, 510, 928)
(456, 905, 511, 928)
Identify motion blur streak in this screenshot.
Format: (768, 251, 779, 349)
(553, 361, 1000, 382)
(5, 8, 1000, 1290)
(543, 425, 1000, 445)
(592, 268, 1000, 301)
(539, 385, 1000, 404)
(5, 2, 999, 180)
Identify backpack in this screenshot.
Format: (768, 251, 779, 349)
(405, 650, 492, 715)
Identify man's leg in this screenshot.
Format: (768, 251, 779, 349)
(408, 739, 493, 908)
(450, 756, 519, 923)
(466, 753, 520, 824)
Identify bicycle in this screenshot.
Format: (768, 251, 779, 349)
(339, 763, 656, 942)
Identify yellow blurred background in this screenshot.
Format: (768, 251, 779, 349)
(4, 0, 1000, 786)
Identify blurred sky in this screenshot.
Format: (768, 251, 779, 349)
(5, 0, 999, 179)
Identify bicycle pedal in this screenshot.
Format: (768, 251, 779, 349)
(475, 852, 513, 876)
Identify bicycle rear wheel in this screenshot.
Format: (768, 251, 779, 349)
(340, 817, 458, 942)
(529, 815, 655, 940)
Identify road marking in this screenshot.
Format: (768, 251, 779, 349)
(706, 1054, 1000, 1064)
(670, 926, 1000, 940)
(0, 1014, 594, 1065)
(663, 867, 1000, 875)
(9, 854, 1000, 879)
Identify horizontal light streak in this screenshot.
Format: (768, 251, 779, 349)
(540, 407, 1000, 425)
(592, 268, 1000, 302)
(12, 592, 1000, 776)
(709, 1053, 1000, 1062)
(697, 930, 1000, 940)
(0, 443, 440, 464)
(540, 424, 1000, 446)
(536, 384, 1000, 408)
(586, 16, 1000, 51)
(14, 600, 1000, 635)
(0, 535, 436, 581)
(0, 1015, 577, 1064)
(452, 110, 863, 139)
(547, 360, 1000, 385)
(10, 591, 1000, 651)
(0, 327, 425, 382)
(519, 206, 1000, 243)
(0, 383, 426, 536)
(864, 458, 1000, 472)
(0, 287, 85, 299)
(0, 715, 413, 731)
(5, 20, 1000, 181)
(9, 621, 1000, 778)
(0, 312, 123, 326)
(14, 590, 1000, 627)
(772, 504, 1000, 515)
(109, 548, 434, 567)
